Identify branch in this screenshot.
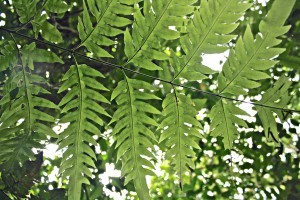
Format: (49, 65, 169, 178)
(1, 26, 299, 114)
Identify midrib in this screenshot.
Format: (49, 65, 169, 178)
(124, 0, 173, 66)
(73, 64, 84, 198)
(219, 33, 269, 94)
(78, 0, 113, 49)
(220, 99, 231, 149)
(125, 78, 144, 191)
(172, 0, 233, 81)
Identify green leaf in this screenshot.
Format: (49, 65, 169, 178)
(210, 99, 248, 149)
(256, 76, 292, 143)
(44, 0, 70, 13)
(124, 0, 197, 71)
(76, 0, 136, 58)
(31, 49, 64, 64)
(58, 63, 109, 200)
(40, 21, 64, 43)
(13, 0, 39, 23)
(0, 40, 18, 72)
(218, 0, 296, 95)
(79, 64, 105, 78)
(171, 0, 251, 81)
(0, 44, 57, 170)
(110, 76, 159, 199)
(159, 92, 203, 187)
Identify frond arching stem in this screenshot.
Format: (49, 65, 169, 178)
(171, 84, 183, 190)
(71, 53, 85, 196)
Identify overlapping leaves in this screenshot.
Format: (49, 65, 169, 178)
(0, 0, 297, 199)
(212, 0, 296, 148)
(77, 0, 135, 57)
(171, 0, 251, 81)
(124, 0, 196, 70)
(0, 42, 62, 169)
(13, 0, 68, 43)
(12, 0, 39, 23)
(218, 0, 295, 96)
(109, 76, 160, 200)
(0, 40, 18, 73)
(57, 63, 110, 200)
(256, 76, 292, 143)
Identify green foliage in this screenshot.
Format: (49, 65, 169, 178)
(212, 0, 295, 149)
(110, 76, 159, 199)
(256, 75, 292, 143)
(170, 0, 251, 81)
(124, 0, 196, 70)
(210, 99, 248, 149)
(0, 42, 61, 170)
(58, 63, 110, 200)
(0, 0, 299, 199)
(77, 0, 135, 57)
(1, 152, 43, 198)
(44, 0, 70, 14)
(12, 0, 39, 23)
(159, 92, 202, 188)
(218, 0, 295, 95)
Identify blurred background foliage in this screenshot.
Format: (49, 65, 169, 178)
(0, 0, 299, 199)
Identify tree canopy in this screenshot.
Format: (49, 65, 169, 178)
(0, 0, 299, 199)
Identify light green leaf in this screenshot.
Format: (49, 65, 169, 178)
(38, 20, 63, 43)
(210, 99, 248, 149)
(218, 0, 296, 95)
(109, 77, 158, 199)
(45, 0, 70, 13)
(31, 49, 64, 64)
(256, 76, 292, 143)
(159, 92, 203, 187)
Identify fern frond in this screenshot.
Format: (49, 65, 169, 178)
(0, 41, 18, 73)
(218, 0, 296, 96)
(210, 0, 295, 149)
(110, 76, 160, 200)
(77, 0, 135, 57)
(171, 0, 251, 81)
(124, 0, 196, 70)
(13, 0, 65, 43)
(159, 92, 202, 188)
(0, 42, 62, 169)
(57, 63, 110, 200)
(12, 0, 39, 23)
(256, 76, 292, 143)
(210, 99, 248, 149)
